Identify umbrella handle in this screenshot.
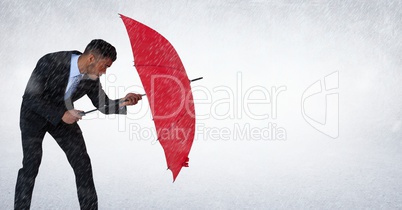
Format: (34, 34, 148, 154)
(79, 99, 130, 116)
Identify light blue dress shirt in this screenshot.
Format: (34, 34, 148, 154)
(64, 54, 83, 100)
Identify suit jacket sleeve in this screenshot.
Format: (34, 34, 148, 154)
(22, 55, 67, 126)
(86, 80, 127, 115)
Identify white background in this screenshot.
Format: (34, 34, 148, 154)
(1, 0, 401, 209)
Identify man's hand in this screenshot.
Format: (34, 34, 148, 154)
(120, 93, 143, 107)
(62, 110, 83, 124)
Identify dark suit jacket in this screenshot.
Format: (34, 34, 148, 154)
(22, 51, 126, 127)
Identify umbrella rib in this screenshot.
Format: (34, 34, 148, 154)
(134, 64, 183, 71)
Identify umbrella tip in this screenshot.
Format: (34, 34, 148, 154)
(190, 77, 203, 82)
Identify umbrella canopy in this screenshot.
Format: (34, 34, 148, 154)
(120, 14, 195, 181)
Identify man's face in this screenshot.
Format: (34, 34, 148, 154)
(86, 55, 113, 80)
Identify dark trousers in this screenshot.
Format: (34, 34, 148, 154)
(15, 106, 98, 210)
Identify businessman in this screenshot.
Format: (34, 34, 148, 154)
(15, 39, 142, 210)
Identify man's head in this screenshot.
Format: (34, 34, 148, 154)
(79, 39, 117, 80)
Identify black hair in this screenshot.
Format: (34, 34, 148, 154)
(83, 39, 117, 61)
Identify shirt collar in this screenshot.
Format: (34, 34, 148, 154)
(70, 54, 82, 78)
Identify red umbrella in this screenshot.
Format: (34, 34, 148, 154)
(120, 14, 197, 181)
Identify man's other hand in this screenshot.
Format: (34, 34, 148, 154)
(62, 110, 83, 124)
